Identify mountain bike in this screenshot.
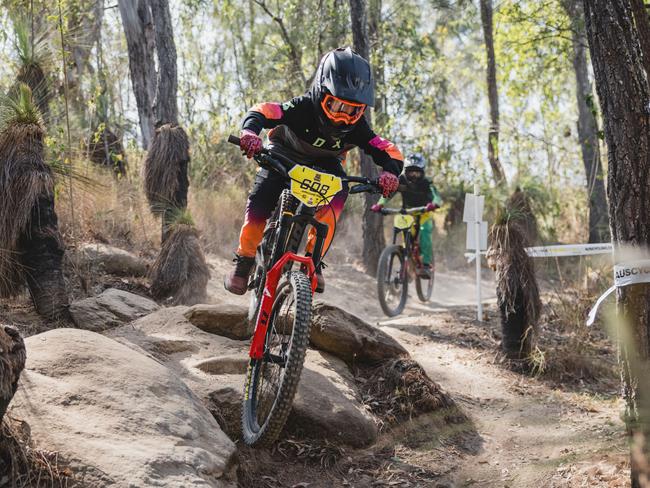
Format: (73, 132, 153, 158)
(376, 206, 435, 317)
(227, 135, 380, 447)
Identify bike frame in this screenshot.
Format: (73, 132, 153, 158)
(390, 212, 425, 275)
(249, 201, 331, 360)
(249, 252, 317, 360)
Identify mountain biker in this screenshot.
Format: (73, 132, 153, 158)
(225, 47, 403, 295)
(371, 152, 442, 278)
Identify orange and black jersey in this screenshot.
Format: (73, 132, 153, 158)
(241, 95, 404, 176)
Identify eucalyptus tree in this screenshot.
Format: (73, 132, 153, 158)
(583, 0, 650, 484)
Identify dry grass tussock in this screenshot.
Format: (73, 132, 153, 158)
(0, 417, 73, 488)
(530, 286, 618, 390)
(143, 124, 189, 213)
(0, 326, 25, 422)
(356, 358, 456, 430)
(189, 185, 247, 255)
(148, 219, 209, 305)
(56, 164, 159, 256)
(0, 91, 52, 298)
(56, 138, 242, 262)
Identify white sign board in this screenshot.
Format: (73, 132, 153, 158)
(463, 194, 485, 223)
(466, 221, 488, 250)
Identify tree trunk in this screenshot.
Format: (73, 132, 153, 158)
(67, 0, 105, 97)
(19, 192, 70, 321)
(118, 0, 157, 148)
(630, 0, 650, 78)
(350, 0, 385, 277)
(583, 0, 650, 485)
(0, 326, 25, 423)
(368, 0, 386, 129)
(149, 0, 178, 126)
(479, 0, 507, 185)
(562, 0, 610, 243)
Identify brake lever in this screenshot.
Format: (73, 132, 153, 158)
(257, 154, 288, 178)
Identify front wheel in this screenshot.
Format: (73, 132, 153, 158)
(377, 244, 408, 317)
(241, 271, 312, 447)
(415, 255, 435, 302)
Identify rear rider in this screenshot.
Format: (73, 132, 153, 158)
(225, 47, 404, 295)
(372, 153, 442, 278)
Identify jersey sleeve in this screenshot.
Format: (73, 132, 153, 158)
(241, 97, 303, 134)
(430, 182, 443, 206)
(349, 119, 404, 176)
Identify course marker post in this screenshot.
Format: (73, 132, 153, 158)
(464, 185, 487, 322)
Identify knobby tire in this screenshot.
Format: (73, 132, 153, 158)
(241, 270, 313, 447)
(415, 255, 434, 302)
(377, 244, 408, 317)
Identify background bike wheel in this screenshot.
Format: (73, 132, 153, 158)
(377, 244, 408, 317)
(415, 256, 435, 302)
(241, 270, 312, 447)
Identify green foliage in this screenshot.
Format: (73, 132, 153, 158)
(0, 82, 43, 128)
(169, 207, 197, 228)
(11, 16, 53, 71)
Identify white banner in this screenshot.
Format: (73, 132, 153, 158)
(587, 259, 650, 326)
(525, 243, 612, 258)
(465, 243, 612, 262)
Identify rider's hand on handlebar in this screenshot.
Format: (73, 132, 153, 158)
(371, 203, 383, 213)
(378, 171, 399, 198)
(239, 130, 263, 159)
(426, 202, 439, 212)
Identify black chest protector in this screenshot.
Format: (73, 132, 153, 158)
(399, 175, 433, 208)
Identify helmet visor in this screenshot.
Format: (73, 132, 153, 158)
(321, 94, 366, 125)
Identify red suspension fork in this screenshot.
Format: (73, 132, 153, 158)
(249, 253, 317, 360)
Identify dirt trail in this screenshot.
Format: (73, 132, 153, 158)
(207, 256, 629, 487)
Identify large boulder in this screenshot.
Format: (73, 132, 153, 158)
(110, 307, 249, 442)
(0, 325, 25, 422)
(111, 308, 380, 447)
(70, 288, 160, 331)
(79, 242, 148, 276)
(110, 307, 249, 409)
(310, 302, 408, 364)
(9, 328, 237, 487)
(184, 304, 252, 340)
(290, 350, 378, 448)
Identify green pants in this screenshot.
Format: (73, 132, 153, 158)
(418, 215, 434, 265)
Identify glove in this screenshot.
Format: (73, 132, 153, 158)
(426, 202, 439, 212)
(239, 129, 263, 159)
(371, 203, 383, 213)
(378, 171, 399, 198)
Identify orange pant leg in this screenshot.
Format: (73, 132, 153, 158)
(305, 192, 347, 258)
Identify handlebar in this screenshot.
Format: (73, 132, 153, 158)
(228, 134, 379, 194)
(380, 206, 430, 215)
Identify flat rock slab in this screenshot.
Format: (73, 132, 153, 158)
(110, 307, 249, 408)
(111, 308, 249, 441)
(183, 304, 252, 340)
(70, 288, 160, 331)
(10, 328, 236, 487)
(291, 350, 378, 448)
(79, 242, 147, 276)
(310, 302, 408, 364)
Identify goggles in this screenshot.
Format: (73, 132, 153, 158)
(320, 94, 366, 125)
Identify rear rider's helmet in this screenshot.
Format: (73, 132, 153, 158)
(404, 153, 426, 181)
(310, 47, 374, 138)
